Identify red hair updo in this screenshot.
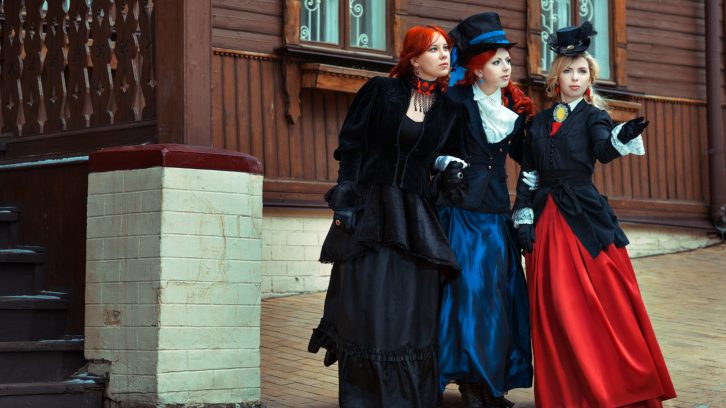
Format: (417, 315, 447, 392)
(390, 25, 452, 91)
(460, 49, 536, 119)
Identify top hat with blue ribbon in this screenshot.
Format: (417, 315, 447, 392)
(448, 12, 516, 86)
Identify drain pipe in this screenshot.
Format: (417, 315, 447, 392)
(705, 0, 725, 234)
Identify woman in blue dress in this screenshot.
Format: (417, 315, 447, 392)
(434, 13, 536, 408)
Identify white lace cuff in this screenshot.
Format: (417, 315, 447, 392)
(434, 155, 469, 172)
(512, 207, 534, 228)
(611, 123, 646, 156)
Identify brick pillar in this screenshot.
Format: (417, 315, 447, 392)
(84, 145, 264, 407)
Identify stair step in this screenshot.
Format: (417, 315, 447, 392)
(0, 294, 68, 309)
(0, 380, 103, 408)
(0, 207, 19, 222)
(0, 207, 20, 247)
(0, 338, 85, 383)
(0, 248, 45, 296)
(0, 294, 69, 341)
(0, 378, 104, 396)
(0, 248, 44, 263)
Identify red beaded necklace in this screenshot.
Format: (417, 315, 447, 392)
(410, 76, 438, 113)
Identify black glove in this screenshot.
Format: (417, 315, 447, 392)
(441, 161, 465, 191)
(333, 210, 356, 233)
(617, 116, 649, 144)
(518, 224, 535, 253)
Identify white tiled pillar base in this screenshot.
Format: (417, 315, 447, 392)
(85, 166, 263, 406)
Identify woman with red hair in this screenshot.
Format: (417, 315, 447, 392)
(434, 12, 536, 407)
(308, 25, 467, 407)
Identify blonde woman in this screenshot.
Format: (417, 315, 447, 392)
(512, 22, 676, 407)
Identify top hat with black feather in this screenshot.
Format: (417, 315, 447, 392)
(546, 21, 597, 57)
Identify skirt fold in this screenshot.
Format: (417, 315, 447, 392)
(526, 197, 676, 407)
(309, 247, 440, 408)
(437, 209, 533, 396)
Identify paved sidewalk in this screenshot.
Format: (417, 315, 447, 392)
(261, 243, 726, 408)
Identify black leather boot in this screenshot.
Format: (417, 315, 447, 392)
(481, 385, 515, 408)
(458, 382, 485, 408)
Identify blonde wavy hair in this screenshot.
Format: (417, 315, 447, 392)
(545, 52, 608, 111)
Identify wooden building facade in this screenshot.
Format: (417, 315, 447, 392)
(210, 0, 726, 227)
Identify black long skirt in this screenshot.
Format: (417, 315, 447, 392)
(309, 246, 440, 408)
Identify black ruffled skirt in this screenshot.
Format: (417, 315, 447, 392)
(310, 185, 458, 407)
(319, 184, 459, 277)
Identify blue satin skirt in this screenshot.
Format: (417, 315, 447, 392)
(437, 208, 533, 396)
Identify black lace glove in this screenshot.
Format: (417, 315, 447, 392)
(518, 224, 535, 253)
(441, 161, 465, 191)
(333, 210, 356, 233)
(617, 116, 649, 144)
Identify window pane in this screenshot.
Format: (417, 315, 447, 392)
(301, 0, 340, 45)
(580, 0, 611, 79)
(349, 0, 386, 50)
(541, 0, 572, 72)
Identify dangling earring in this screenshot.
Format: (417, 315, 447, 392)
(585, 86, 592, 98)
(478, 77, 484, 85)
(414, 66, 421, 77)
(555, 84, 561, 97)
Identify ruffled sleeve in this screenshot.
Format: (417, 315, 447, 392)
(610, 123, 646, 156)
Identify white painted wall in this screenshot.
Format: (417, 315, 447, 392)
(85, 167, 263, 405)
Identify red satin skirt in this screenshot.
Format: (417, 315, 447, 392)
(525, 197, 676, 407)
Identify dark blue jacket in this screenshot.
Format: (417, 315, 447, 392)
(438, 85, 526, 213)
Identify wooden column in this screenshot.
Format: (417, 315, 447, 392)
(154, 0, 212, 146)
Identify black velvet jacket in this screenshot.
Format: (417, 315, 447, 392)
(320, 76, 464, 272)
(513, 100, 629, 257)
(331, 76, 466, 205)
(438, 85, 526, 213)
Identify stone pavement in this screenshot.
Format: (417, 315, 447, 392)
(260, 243, 726, 408)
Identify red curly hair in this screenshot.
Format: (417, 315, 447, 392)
(390, 25, 452, 91)
(459, 49, 536, 119)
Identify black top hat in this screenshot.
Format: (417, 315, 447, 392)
(449, 12, 516, 65)
(547, 21, 597, 57)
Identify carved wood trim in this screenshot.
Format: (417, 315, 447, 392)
(1, 0, 156, 138)
(605, 98, 641, 123)
(284, 0, 301, 45)
(212, 48, 278, 61)
(637, 95, 706, 106)
(283, 56, 302, 124)
(526, 0, 543, 77)
(300, 63, 385, 93)
(612, 0, 627, 86)
(67, 0, 91, 130)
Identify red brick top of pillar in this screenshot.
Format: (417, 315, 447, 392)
(89, 144, 263, 175)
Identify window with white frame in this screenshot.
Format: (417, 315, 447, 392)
(300, 0, 388, 52)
